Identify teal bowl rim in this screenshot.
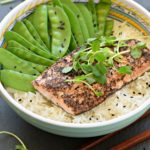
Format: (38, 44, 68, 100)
(0, 0, 150, 128)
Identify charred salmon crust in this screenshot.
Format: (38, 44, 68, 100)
(32, 40, 150, 115)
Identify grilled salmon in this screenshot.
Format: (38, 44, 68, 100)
(33, 40, 150, 115)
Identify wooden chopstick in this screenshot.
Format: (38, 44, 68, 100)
(110, 129, 150, 150)
(78, 110, 150, 150)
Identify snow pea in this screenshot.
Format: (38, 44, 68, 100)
(87, 0, 98, 33)
(6, 43, 48, 72)
(60, 0, 89, 41)
(0, 48, 39, 75)
(13, 21, 48, 52)
(63, 4, 84, 46)
(69, 35, 77, 51)
(48, 5, 71, 57)
(5, 31, 56, 59)
(23, 19, 48, 51)
(77, 3, 94, 37)
(0, 69, 37, 92)
(105, 19, 114, 36)
(53, 0, 78, 51)
(7, 40, 57, 61)
(7, 40, 27, 51)
(53, 0, 62, 7)
(28, 5, 50, 49)
(96, 0, 111, 36)
(7, 47, 54, 66)
(26, 61, 47, 73)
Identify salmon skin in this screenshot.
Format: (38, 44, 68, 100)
(33, 40, 150, 115)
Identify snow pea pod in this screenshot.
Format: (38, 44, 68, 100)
(5, 31, 56, 59)
(26, 61, 47, 73)
(53, 0, 78, 51)
(96, 0, 111, 36)
(63, 4, 84, 46)
(77, 3, 94, 37)
(23, 19, 48, 51)
(48, 5, 71, 57)
(7, 40, 27, 51)
(105, 19, 114, 36)
(60, 0, 89, 41)
(53, 0, 62, 7)
(7, 47, 54, 66)
(7, 40, 57, 61)
(6, 43, 47, 72)
(69, 35, 77, 51)
(0, 48, 39, 75)
(13, 21, 48, 52)
(87, 0, 98, 33)
(0, 69, 37, 92)
(28, 5, 50, 49)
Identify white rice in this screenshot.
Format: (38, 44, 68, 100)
(7, 21, 150, 124)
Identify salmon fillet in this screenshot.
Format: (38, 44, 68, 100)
(33, 40, 150, 115)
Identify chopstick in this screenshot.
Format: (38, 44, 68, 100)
(78, 110, 150, 150)
(110, 129, 150, 150)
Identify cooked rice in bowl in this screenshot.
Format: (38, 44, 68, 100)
(7, 21, 150, 124)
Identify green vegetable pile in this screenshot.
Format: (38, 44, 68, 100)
(0, 0, 115, 92)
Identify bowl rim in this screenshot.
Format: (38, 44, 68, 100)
(0, 0, 150, 128)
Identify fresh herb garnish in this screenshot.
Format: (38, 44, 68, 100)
(131, 48, 142, 59)
(117, 66, 132, 75)
(91, 39, 100, 51)
(62, 66, 73, 74)
(134, 42, 146, 49)
(130, 42, 146, 59)
(0, 0, 16, 4)
(16, 145, 27, 150)
(95, 52, 106, 62)
(80, 64, 92, 74)
(0, 131, 28, 150)
(66, 74, 103, 97)
(62, 36, 146, 96)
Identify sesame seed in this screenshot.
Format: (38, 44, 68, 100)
(18, 99, 22, 102)
(9, 6, 13, 10)
(94, 24, 97, 27)
(119, 32, 122, 35)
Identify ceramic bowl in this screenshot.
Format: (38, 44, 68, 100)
(0, 0, 150, 137)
